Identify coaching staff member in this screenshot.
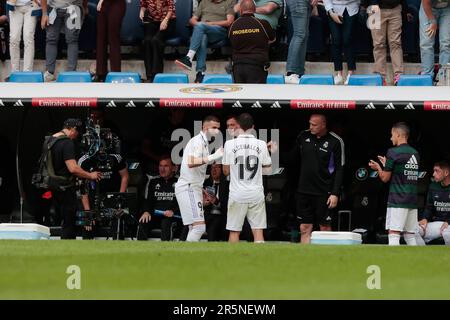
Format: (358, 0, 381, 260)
(52, 119, 102, 239)
(290, 114, 345, 244)
(228, 0, 276, 83)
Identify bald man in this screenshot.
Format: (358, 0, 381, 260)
(291, 114, 345, 243)
(228, 0, 275, 83)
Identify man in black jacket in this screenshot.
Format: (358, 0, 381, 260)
(203, 163, 229, 241)
(138, 156, 180, 241)
(290, 114, 345, 243)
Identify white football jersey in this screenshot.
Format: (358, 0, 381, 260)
(223, 134, 271, 203)
(176, 132, 210, 189)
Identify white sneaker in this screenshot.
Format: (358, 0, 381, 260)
(334, 74, 344, 85)
(344, 74, 351, 85)
(44, 71, 55, 82)
(285, 73, 300, 84)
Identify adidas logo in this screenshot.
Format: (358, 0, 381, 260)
(0, 99, 4, 107)
(365, 102, 376, 109)
(106, 101, 116, 107)
(232, 101, 243, 108)
(145, 101, 155, 108)
(270, 101, 282, 109)
(125, 100, 136, 108)
(405, 155, 419, 169)
(325, 216, 332, 221)
(14, 100, 24, 107)
(305, 138, 310, 142)
(404, 103, 415, 110)
(385, 103, 395, 110)
(251, 101, 262, 108)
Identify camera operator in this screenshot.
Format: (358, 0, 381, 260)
(138, 156, 180, 241)
(51, 119, 102, 239)
(78, 150, 129, 239)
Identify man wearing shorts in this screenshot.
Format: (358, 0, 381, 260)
(175, 115, 223, 242)
(292, 114, 345, 244)
(222, 113, 272, 243)
(369, 122, 420, 246)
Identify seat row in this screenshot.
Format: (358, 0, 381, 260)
(8, 71, 434, 86)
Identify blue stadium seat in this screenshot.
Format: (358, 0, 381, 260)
(347, 74, 383, 86)
(9, 71, 44, 83)
(120, 0, 144, 45)
(166, 0, 193, 47)
(105, 72, 141, 83)
(57, 72, 92, 83)
(396, 75, 433, 86)
(299, 74, 334, 85)
(202, 74, 233, 84)
(153, 73, 189, 83)
(267, 74, 285, 84)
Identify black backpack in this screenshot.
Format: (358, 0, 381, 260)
(32, 135, 75, 191)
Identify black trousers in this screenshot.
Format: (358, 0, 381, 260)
(232, 63, 268, 84)
(205, 214, 227, 241)
(53, 187, 78, 239)
(137, 217, 180, 241)
(142, 19, 176, 79)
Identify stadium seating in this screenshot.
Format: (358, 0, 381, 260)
(267, 74, 285, 84)
(347, 74, 383, 86)
(153, 73, 189, 83)
(9, 71, 44, 83)
(57, 72, 92, 83)
(166, 0, 193, 47)
(105, 72, 141, 83)
(202, 74, 233, 84)
(299, 74, 334, 85)
(396, 74, 433, 86)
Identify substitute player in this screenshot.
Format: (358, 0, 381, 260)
(175, 115, 223, 242)
(222, 113, 272, 243)
(415, 160, 450, 245)
(369, 122, 419, 246)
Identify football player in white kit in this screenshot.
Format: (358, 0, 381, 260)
(175, 115, 224, 242)
(222, 113, 273, 243)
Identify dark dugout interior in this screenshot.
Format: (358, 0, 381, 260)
(1, 108, 449, 242)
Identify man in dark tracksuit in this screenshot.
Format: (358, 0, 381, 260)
(138, 157, 180, 241)
(228, 0, 276, 83)
(290, 114, 345, 243)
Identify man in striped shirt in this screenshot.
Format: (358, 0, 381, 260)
(369, 122, 420, 246)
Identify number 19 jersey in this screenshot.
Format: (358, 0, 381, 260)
(223, 134, 272, 203)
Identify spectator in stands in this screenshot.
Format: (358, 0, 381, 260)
(94, 0, 126, 82)
(284, 0, 315, 84)
(369, 122, 419, 246)
(138, 156, 181, 241)
(229, 0, 276, 83)
(140, 0, 176, 82)
(0, 2, 8, 65)
(174, 0, 235, 83)
(289, 114, 345, 243)
(419, 0, 450, 83)
(6, 0, 40, 75)
(323, 0, 360, 85)
(415, 160, 450, 245)
(234, 0, 283, 31)
(368, 1, 412, 85)
(47, 118, 102, 239)
(78, 151, 129, 239)
(203, 163, 229, 241)
(41, 0, 88, 82)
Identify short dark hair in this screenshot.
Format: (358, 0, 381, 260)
(226, 114, 238, 122)
(63, 118, 83, 131)
(392, 122, 410, 138)
(159, 155, 174, 165)
(435, 160, 450, 171)
(238, 113, 254, 131)
(203, 115, 220, 125)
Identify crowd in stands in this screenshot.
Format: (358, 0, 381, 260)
(0, 0, 449, 84)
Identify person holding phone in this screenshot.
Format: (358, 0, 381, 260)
(323, 0, 361, 85)
(139, 0, 176, 82)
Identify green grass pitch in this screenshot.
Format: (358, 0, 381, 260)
(1, 241, 449, 299)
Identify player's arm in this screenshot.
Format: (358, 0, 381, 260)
(118, 168, 129, 193)
(262, 143, 273, 175)
(188, 147, 223, 168)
